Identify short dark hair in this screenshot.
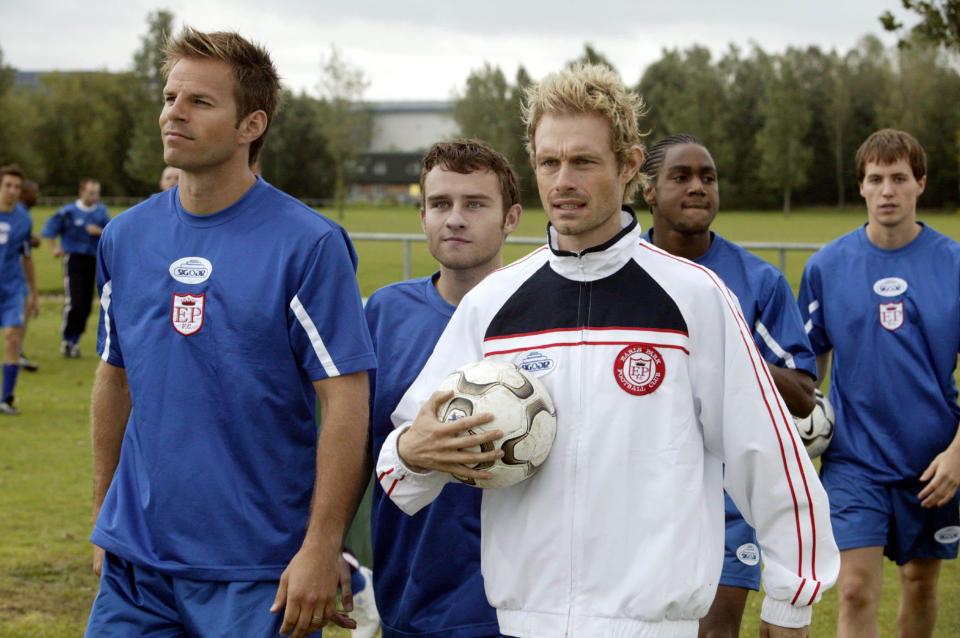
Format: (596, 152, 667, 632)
(162, 27, 282, 165)
(855, 129, 926, 183)
(0, 164, 25, 182)
(640, 133, 703, 183)
(420, 139, 521, 214)
(79, 177, 99, 191)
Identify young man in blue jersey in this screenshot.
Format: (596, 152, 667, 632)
(85, 28, 375, 638)
(800, 129, 960, 638)
(365, 139, 521, 638)
(0, 165, 39, 415)
(42, 177, 110, 358)
(641, 134, 817, 638)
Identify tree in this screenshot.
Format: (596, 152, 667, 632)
(259, 90, 334, 198)
(316, 45, 371, 219)
(881, 0, 960, 52)
(125, 10, 176, 192)
(0, 46, 44, 179)
(756, 50, 813, 215)
(567, 44, 618, 74)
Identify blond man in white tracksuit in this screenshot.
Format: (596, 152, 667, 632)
(376, 65, 839, 638)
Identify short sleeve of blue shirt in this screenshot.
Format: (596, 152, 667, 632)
(96, 226, 124, 368)
(287, 229, 376, 381)
(755, 272, 817, 379)
(798, 256, 831, 354)
(40, 208, 64, 239)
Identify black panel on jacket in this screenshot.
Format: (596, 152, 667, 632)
(485, 259, 688, 339)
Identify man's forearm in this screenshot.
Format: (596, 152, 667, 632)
(91, 362, 132, 519)
(21, 255, 37, 296)
(766, 364, 815, 418)
(306, 372, 370, 549)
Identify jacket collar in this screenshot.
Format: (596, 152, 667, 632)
(547, 207, 641, 281)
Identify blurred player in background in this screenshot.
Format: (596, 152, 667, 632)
(799, 129, 960, 638)
(0, 165, 38, 415)
(159, 166, 180, 191)
(41, 178, 110, 358)
(641, 134, 817, 637)
(378, 64, 838, 638)
(17, 179, 40, 372)
(84, 28, 374, 638)
(365, 139, 520, 638)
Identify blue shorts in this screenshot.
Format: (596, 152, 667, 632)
(85, 552, 322, 637)
(719, 491, 761, 590)
(821, 463, 960, 565)
(0, 292, 24, 328)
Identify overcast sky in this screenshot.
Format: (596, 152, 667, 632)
(1, 1, 916, 100)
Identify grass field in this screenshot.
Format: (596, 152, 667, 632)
(2, 204, 960, 637)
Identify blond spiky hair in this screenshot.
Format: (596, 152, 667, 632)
(523, 64, 647, 200)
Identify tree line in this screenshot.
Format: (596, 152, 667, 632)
(1, 8, 958, 212)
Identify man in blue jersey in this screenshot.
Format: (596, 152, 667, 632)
(42, 177, 110, 358)
(366, 139, 521, 638)
(799, 129, 960, 638)
(641, 134, 817, 638)
(0, 165, 39, 415)
(85, 28, 375, 638)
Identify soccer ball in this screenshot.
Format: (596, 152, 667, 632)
(794, 388, 835, 459)
(436, 359, 557, 489)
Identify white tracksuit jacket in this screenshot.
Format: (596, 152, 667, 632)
(377, 212, 839, 638)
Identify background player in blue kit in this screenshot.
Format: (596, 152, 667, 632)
(799, 129, 960, 638)
(641, 134, 818, 638)
(365, 139, 521, 638)
(17, 178, 40, 372)
(42, 177, 110, 358)
(85, 28, 375, 638)
(0, 165, 39, 415)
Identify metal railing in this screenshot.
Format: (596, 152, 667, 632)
(349, 232, 824, 279)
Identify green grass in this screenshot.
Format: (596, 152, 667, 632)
(4, 204, 960, 636)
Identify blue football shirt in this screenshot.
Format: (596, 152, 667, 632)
(0, 203, 32, 299)
(41, 201, 110, 255)
(644, 230, 817, 378)
(365, 275, 500, 638)
(93, 179, 376, 581)
(799, 223, 960, 482)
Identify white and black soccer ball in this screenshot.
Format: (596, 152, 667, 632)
(794, 388, 835, 459)
(436, 359, 557, 489)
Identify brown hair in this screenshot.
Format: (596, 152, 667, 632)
(855, 129, 927, 183)
(420, 139, 521, 215)
(0, 164, 25, 182)
(79, 177, 99, 191)
(162, 27, 282, 164)
(523, 64, 647, 199)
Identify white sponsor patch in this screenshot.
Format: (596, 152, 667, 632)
(736, 543, 761, 566)
(171, 293, 205, 336)
(515, 350, 556, 377)
(0, 221, 9, 245)
(873, 277, 908, 297)
(74, 218, 85, 226)
(169, 256, 213, 284)
(879, 302, 904, 331)
(934, 526, 960, 544)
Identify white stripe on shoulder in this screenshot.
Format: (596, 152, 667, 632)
(754, 320, 796, 369)
(100, 281, 113, 362)
(804, 319, 813, 334)
(807, 299, 820, 314)
(290, 295, 340, 377)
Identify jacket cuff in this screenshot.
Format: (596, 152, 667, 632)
(760, 597, 812, 629)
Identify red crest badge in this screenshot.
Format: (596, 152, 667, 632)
(614, 344, 665, 396)
(879, 302, 903, 331)
(172, 293, 205, 336)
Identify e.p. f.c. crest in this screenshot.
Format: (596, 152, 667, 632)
(172, 293, 205, 336)
(879, 302, 903, 331)
(613, 344, 665, 396)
